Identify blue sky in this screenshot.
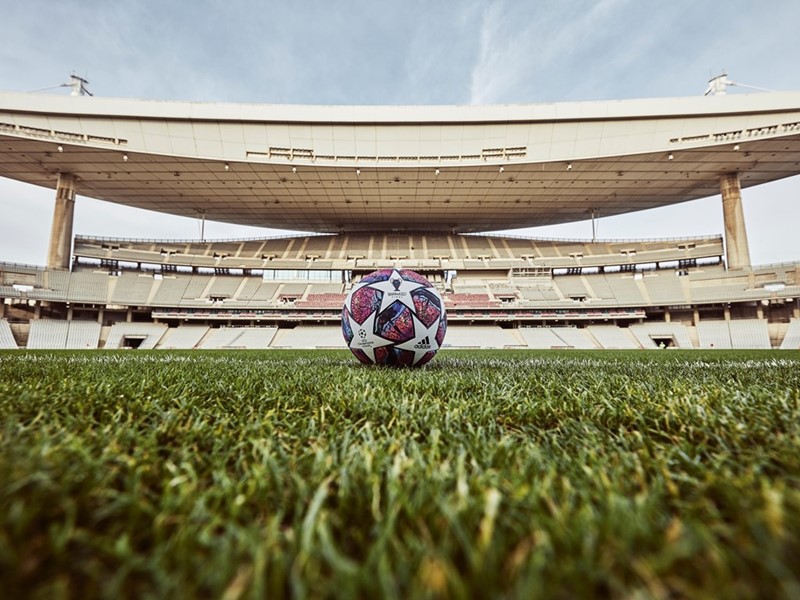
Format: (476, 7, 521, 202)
(1, 0, 799, 264)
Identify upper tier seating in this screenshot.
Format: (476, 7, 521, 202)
(110, 273, 155, 305)
(68, 271, 109, 303)
(73, 234, 725, 268)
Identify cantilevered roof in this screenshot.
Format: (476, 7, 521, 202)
(1, 90, 800, 233)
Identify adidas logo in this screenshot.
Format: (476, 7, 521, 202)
(414, 336, 432, 350)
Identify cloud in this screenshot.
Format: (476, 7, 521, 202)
(469, 0, 641, 104)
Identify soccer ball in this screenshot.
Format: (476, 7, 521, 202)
(342, 268, 447, 367)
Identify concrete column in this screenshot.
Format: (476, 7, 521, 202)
(47, 173, 77, 270)
(720, 173, 751, 270)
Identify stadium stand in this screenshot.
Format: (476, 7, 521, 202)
(641, 272, 688, 305)
(604, 276, 646, 306)
(73, 234, 726, 269)
(181, 276, 213, 303)
(150, 277, 190, 306)
(248, 282, 281, 304)
(0, 319, 18, 349)
(198, 326, 277, 349)
(2, 232, 798, 349)
(27, 319, 100, 349)
(233, 278, 262, 302)
(104, 323, 168, 349)
(728, 319, 771, 349)
(583, 276, 615, 301)
(28, 270, 70, 301)
(443, 326, 524, 348)
(518, 327, 572, 349)
(779, 319, 800, 350)
(548, 327, 599, 349)
(586, 325, 641, 349)
(278, 283, 309, 299)
(628, 322, 693, 349)
(0, 284, 22, 299)
(157, 326, 210, 349)
(207, 277, 241, 299)
(110, 273, 155, 305)
(235, 327, 277, 349)
(555, 276, 591, 299)
(65, 321, 101, 349)
(272, 326, 344, 349)
(68, 271, 109, 304)
(697, 321, 733, 349)
(27, 320, 70, 349)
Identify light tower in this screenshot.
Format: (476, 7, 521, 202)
(68, 74, 93, 97)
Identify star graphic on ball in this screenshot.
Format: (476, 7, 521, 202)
(396, 313, 442, 366)
(345, 308, 394, 363)
(365, 269, 426, 313)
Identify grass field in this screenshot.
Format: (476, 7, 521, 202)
(1, 349, 799, 599)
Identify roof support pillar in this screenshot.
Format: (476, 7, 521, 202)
(47, 173, 76, 270)
(720, 172, 751, 270)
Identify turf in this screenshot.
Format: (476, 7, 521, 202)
(1, 349, 799, 599)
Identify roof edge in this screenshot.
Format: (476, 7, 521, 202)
(2, 90, 800, 124)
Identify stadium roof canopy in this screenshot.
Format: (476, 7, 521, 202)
(1, 90, 800, 233)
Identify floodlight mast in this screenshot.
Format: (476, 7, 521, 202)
(27, 73, 93, 95)
(68, 74, 93, 96)
(704, 71, 773, 96)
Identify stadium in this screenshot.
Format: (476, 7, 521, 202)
(1, 83, 799, 350)
(3, 81, 800, 597)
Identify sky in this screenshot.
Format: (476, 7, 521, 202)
(1, 0, 799, 266)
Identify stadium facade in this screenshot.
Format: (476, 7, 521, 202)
(0, 90, 799, 350)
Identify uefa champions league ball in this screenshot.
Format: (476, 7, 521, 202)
(342, 268, 447, 367)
